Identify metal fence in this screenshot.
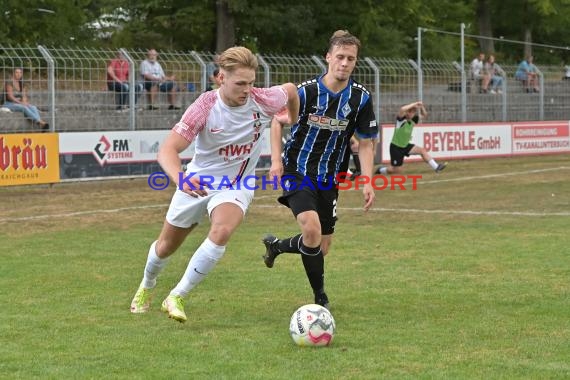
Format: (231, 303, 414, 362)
(2, 44, 570, 134)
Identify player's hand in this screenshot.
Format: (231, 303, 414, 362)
(362, 184, 375, 211)
(180, 176, 208, 197)
(274, 108, 291, 125)
(268, 161, 283, 186)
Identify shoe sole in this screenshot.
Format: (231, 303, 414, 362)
(261, 234, 278, 268)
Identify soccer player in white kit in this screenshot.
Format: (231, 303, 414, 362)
(130, 46, 299, 322)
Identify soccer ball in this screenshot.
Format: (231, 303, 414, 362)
(289, 304, 336, 347)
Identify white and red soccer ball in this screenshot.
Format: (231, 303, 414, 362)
(289, 304, 336, 347)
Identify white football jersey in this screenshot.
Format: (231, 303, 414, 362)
(173, 86, 287, 188)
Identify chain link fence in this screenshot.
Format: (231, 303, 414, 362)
(2, 44, 570, 133)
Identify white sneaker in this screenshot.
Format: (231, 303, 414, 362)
(489, 89, 496, 94)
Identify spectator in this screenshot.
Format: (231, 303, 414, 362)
(205, 68, 221, 92)
(515, 55, 540, 93)
(3, 68, 49, 131)
(563, 65, 570, 80)
(107, 51, 143, 111)
(140, 49, 180, 110)
(485, 54, 505, 94)
(470, 52, 490, 93)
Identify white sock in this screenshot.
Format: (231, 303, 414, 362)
(379, 167, 388, 175)
(141, 240, 170, 289)
(171, 238, 226, 298)
(428, 159, 438, 170)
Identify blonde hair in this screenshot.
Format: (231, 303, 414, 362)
(217, 46, 258, 73)
(328, 30, 361, 54)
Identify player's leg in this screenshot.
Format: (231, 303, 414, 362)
(304, 190, 337, 309)
(266, 208, 321, 257)
(377, 144, 405, 175)
(294, 209, 327, 307)
(409, 145, 447, 172)
(283, 189, 337, 309)
(164, 190, 251, 322)
(131, 190, 206, 314)
(262, 179, 320, 267)
(130, 221, 195, 314)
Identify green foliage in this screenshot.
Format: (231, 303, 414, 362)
(0, 0, 99, 46)
(100, 0, 216, 51)
(2, 0, 570, 63)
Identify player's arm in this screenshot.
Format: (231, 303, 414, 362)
(269, 83, 299, 181)
(354, 95, 379, 211)
(269, 117, 284, 181)
(399, 101, 423, 118)
(281, 83, 299, 126)
(358, 137, 376, 211)
(158, 131, 206, 197)
(418, 103, 428, 121)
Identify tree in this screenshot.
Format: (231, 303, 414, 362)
(216, 0, 235, 52)
(475, 0, 494, 54)
(489, 0, 570, 63)
(0, 0, 99, 46)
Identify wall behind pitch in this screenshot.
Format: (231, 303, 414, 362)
(380, 121, 570, 163)
(58, 129, 272, 180)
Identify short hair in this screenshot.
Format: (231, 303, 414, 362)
(212, 68, 220, 77)
(217, 46, 258, 73)
(328, 30, 361, 54)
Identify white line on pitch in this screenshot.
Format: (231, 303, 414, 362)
(0, 204, 168, 223)
(253, 204, 569, 217)
(418, 166, 569, 185)
(1, 166, 568, 223)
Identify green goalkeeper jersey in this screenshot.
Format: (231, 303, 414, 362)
(391, 115, 418, 148)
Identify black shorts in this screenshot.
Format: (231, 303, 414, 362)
(278, 172, 339, 235)
(390, 143, 415, 167)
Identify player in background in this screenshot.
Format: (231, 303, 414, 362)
(376, 101, 447, 175)
(347, 136, 362, 180)
(130, 46, 299, 323)
(261, 30, 378, 309)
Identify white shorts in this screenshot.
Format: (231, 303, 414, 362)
(165, 188, 254, 228)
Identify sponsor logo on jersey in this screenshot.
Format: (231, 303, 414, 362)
(307, 114, 349, 131)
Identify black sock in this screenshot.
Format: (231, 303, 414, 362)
(301, 250, 324, 294)
(352, 153, 361, 172)
(277, 234, 303, 254)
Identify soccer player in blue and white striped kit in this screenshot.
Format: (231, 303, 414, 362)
(262, 30, 379, 309)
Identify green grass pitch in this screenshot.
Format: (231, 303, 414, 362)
(0, 155, 569, 379)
